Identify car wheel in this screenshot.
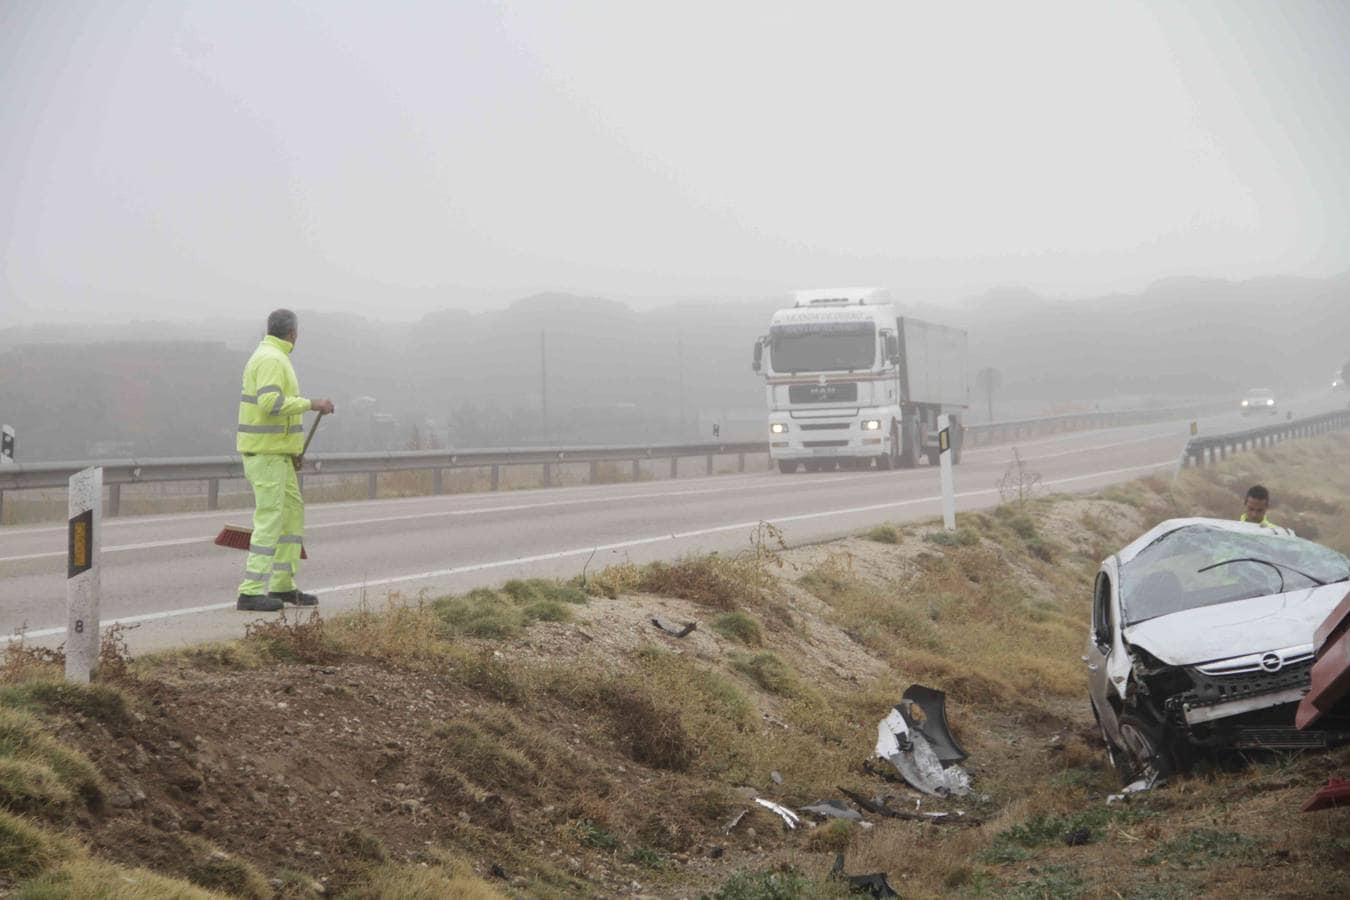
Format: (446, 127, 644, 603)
(777, 460, 799, 474)
(1117, 713, 1174, 785)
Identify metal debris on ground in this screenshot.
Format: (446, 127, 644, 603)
(651, 617, 697, 637)
(874, 685, 972, 797)
(799, 800, 862, 822)
(770, 770, 783, 784)
(1106, 768, 1161, 805)
(830, 853, 898, 898)
(723, 809, 748, 833)
(836, 787, 983, 827)
(754, 797, 801, 829)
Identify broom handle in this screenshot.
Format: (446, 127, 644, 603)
(301, 410, 325, 457)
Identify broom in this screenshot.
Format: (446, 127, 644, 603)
(213, 411, 324, 555)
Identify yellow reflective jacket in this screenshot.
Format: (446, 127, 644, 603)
(237, 335, 311, 455)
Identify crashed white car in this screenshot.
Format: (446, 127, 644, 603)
(1085, 518, 1350, 783)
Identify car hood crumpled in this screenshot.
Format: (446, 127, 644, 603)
(1122, 582, 1347, 666)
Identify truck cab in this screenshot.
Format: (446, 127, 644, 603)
(752, 288, 968, 473)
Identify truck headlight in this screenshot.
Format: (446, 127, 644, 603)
(1266, 399, 1274, 406)
(770, 423, 787, 434)
(1241, 400, 1248, 407)
(862, 419, 881, 431)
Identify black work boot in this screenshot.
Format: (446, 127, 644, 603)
(237, 593, 283, 612)
(269, 589, 319, 607)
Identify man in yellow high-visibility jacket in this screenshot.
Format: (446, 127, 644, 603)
(236, 309, 335, 612)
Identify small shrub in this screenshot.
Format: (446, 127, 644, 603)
(0, 810, 74, 883)
(242, 611, 336, 664)
(865, 524, 899, 544)
(731, 652, 798, 696)
(0, 709, 103, 808)
(638, 557, 760, 609)
(709, 868, 818, 900)
(924, 527, 980, 547)
(434, 590, 527, 640)
(601, 684, 694, 772)
(711, 612, 763, 646)
(577, 818, 618, 852)
(451, 650, 526, 704)
(0, 759, 73, 812)
(805, 819, 854, 853)
(430, 722, 536, 793)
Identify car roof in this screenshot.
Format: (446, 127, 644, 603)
(1114, 517, 1286, 565)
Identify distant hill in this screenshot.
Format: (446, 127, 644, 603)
(1, 273, 1346, 460)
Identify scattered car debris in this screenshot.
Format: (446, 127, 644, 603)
(1303, 777, 1350, 812)
(651, 617, 697, 637)
(874, 686, 972, 797)
(829, 853, 898, 898)
(799, 800, 862, 822)
(754, 797, 800, 830)
(836, 787, 982, 827)
(723, 809, 748, 833)
(1063, 826, 1092, 846)
(1106, 769, 1162, 805)
(771, 769, 784, 784)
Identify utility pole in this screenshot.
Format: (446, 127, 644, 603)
(540, 330, 549, 441)
(677, 336, 686, 439)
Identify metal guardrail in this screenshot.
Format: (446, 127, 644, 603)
(1181, 409, 1350, 467)
(0, 401, 1231, 520)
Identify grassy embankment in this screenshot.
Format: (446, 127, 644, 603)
(1, 433, 1348, 898)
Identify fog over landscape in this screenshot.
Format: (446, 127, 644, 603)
(3, 1, 1349, 458)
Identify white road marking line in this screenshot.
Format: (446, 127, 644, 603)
(0, 429, 1186, 563)
(5, 458, 1173, 641)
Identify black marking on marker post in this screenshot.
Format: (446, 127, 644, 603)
(68, 509, 93, 579)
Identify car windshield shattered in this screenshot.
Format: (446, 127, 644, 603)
(1120, 524, 1350, 625)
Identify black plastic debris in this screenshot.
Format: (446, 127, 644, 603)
(874, 685, 972, 797)
(800, 800, 862, 822)
(902, 684, 968, 764)
(651, 617, 697, 637)
(1064, 826, 1092, 846)
(489, 863, 507, 879)
(830, 853, 898, 898)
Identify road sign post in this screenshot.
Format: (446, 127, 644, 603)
(66, 467, 101, 683)
(1, 425, 13, 464)
(938, 414, 956, 531)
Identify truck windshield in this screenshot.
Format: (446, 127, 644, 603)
(769, 322, 875, 373)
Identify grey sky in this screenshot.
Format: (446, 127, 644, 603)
(3, 0, 1349, 324)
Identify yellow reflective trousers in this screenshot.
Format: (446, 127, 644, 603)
(237, 454, 304, 596)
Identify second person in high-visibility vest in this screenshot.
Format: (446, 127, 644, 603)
(235, 309, 335, 612)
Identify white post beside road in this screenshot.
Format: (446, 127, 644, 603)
(0, 424, 14, 464)
(938, 414, 956, 531)
(66, 467, 102, 683)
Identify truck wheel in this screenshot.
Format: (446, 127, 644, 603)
(951, 418, 963, 464)
(777, 460, 799, 474)
(926, 449, 940, 466)
(879, 424, 900, 470)
(898, 420, 919, 468)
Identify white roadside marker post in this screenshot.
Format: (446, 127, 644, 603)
(1, 424, 14, 464)
(66, 467, 102, 683)
(938, 414, 956, 531)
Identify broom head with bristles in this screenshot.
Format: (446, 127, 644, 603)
(214, 525, 307, 558)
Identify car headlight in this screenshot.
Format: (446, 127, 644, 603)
(862, 419, 881, 431)
(1266, 399, 1274, 406)
(770, 423, 787, 434)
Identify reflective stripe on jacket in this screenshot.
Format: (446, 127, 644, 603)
(237, 335, 310, 455)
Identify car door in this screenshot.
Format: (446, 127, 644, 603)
(1086, 563, 1122, 743)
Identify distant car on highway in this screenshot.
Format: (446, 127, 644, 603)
(1240, 388, 1277, 416)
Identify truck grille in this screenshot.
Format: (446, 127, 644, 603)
(799, 423, 850, 431)
(789, 383, 858, 404)
(803, 440, 849, 448)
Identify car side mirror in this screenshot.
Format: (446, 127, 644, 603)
(752, 339, 763, 373)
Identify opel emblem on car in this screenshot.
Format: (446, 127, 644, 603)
(1259, 652, 1282, 672)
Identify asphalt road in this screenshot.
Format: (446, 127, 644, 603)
(2, 397, 1340, 654)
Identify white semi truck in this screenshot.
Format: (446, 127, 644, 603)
(752, 288, 969, 473)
